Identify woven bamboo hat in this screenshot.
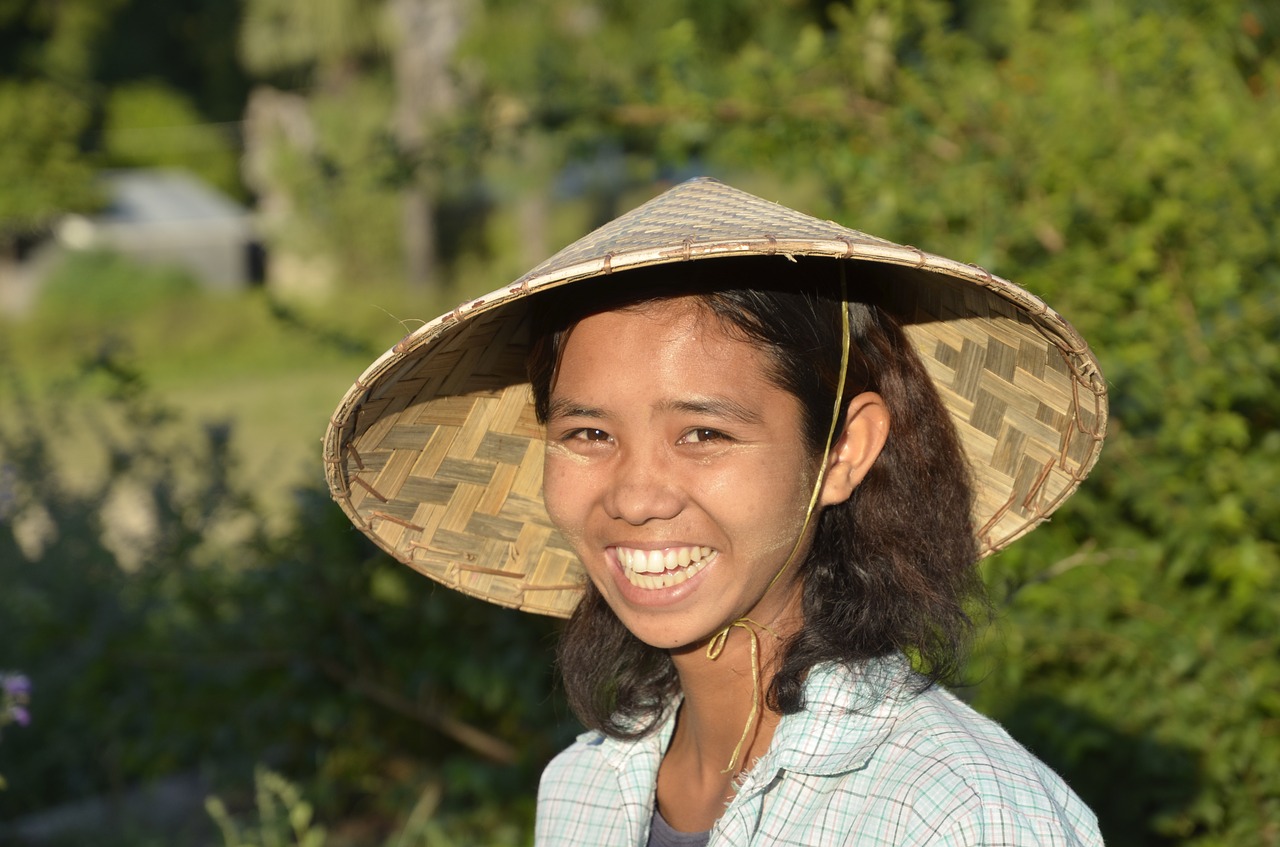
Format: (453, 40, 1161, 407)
(324, 177, 1106, 618)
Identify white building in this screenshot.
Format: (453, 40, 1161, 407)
(58, 169, 262, 291)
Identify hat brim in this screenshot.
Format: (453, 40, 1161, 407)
(324, 178, 1107, 618)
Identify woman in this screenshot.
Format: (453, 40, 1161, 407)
(325, 178, 1107, 845)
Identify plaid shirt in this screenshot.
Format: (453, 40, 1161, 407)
(536, 658, 1101, 846)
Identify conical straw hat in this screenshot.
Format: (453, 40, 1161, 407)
(324, 177, 1107, 618)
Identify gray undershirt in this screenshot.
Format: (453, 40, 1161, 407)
(647, 807, 711, 847)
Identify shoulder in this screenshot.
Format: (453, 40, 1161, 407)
(536, 731, 629, 845)
(536, 710, 678, 847)
(885, 690, 1095, 844)
(862, 681, 1103, 845)
(760, 662, 1101, 846)
(539, 730, 612, 799)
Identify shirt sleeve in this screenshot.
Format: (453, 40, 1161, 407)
(929, 803, 1104, 847)
(536, 736, 636, 846)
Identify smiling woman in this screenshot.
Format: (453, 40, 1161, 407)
(527, 261, 990, 838)
(324, 178, 1108, 845)
(543, 298, 825, 644)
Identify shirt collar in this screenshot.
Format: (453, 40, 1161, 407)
(586, 699, 682, 843)
(588, 655, 913, 780)
(762, 655, 914, 776)
(592, 697, 681, 773)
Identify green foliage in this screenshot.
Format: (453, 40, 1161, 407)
(206, 766, 531, 847)
(9, 249, 404, 384)
(0, 0, 251, 228)
(0, 671, 33, 791)
(0, 353, 262, 814)
(0, 342, 569, 841)
(239, 0, 384, 80)
(0, 80, 98, 241)
(974, 548, 1280, 844)
(95, 0, 250, 121)
(103, 82, 243, 196)
(254, 77, 406, 283)
(0, 0, 247, 116)
(207, 767, 328, 847)
(0, 0, 129, 84)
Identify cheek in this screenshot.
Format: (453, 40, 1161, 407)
(542, 453, 589, 542)
(707, 458, 816, 555)
(701, 450, 815, 508)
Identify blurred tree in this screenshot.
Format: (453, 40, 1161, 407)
(0, 0, 248, 247)
(0, 81, 98, 262)
(0, 0, 128, 86)
(239, 0, 384, 87)
(239, 0, 472, 294)
(0, 0, 111, 258)
(103, 81, 242, 196)
(95, 0, 250, 121)
(387, 0, 466, 291)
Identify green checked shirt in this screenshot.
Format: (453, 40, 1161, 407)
(536, 657, 1101, 846)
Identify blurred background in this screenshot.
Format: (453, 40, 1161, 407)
(1, 0, 1277, 844)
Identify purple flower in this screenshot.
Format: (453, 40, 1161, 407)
(2, 674, 31, 698)
(11, 706, 30, 727)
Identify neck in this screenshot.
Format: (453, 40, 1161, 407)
(666, 596, 803, 780)
(652, 588, 804, 833)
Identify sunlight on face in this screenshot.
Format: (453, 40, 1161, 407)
(541, 297, 819, 651)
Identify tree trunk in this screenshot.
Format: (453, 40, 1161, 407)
(400, 187, 437, 294)
(387, 0, 465, 294)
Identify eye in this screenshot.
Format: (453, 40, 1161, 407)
(565, 428, 611, 443)
(681, 428, 727, 444)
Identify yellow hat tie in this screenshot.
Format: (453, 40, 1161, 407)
(705, 267, 852, 774)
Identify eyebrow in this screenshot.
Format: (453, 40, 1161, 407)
(545, 398, 607, 421)
(662, 397, 763, 425)
(546, 395, 763, 425)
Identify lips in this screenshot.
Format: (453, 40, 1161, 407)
(611, 545, 716, 590)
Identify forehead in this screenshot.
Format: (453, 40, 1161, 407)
(550, 296, 782, 404)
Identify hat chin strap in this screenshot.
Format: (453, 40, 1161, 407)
(705, 266, 853, 775)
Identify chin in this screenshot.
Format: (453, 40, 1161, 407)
(610, 607, 727, 653)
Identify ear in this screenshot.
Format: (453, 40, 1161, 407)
(818, 391, 889, 508)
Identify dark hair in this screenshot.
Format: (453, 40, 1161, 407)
(527, 256, 985, 739)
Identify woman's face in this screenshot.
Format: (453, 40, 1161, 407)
(542, 296, 824, 651)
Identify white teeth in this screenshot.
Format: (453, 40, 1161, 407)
(614, 546, 715, 589)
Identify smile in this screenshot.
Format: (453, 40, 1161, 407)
(612, 545, 716, 590)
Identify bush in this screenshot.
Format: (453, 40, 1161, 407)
(0, 354, 573, 842)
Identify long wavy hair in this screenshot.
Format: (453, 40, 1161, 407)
(527, 256, 984, 739)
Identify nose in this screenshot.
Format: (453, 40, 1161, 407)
(603, 445, 684, 526)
